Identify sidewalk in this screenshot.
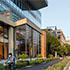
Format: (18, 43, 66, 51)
(17, 59, 60, 70)
(63, 61, 70, 70)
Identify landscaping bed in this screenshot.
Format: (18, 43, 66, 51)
(0, 64, 4, 70)
(44, 58, 70, 70)
(0, 53, 60, 70)
(15, 59, 44, 69)
(15, 57, 59, 69)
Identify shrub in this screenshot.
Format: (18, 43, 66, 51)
(35, 59, 43, 64)
(48, 54, 54, 59)
(16, 61, 28, 69)
(0, 64, 4, 70)
(45, 58, 52, 63)
(29, 60, 36, 65)
(29, 59, 44, 65)
(18, 53, 28, 59)
(37, 54, 42, 58)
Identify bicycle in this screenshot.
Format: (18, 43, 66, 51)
(5, 63, 16, 70)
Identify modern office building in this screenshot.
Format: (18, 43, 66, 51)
(0, 0, 48, 59)
(55, 30, 66, 46)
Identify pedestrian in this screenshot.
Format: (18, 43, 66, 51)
(1, 56, 5, 65)
(7, 53, 16, 70)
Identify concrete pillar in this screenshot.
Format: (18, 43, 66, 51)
(13, 27, 16, 56)
(8, 27, 14, 55)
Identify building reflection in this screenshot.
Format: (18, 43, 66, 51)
(16, 25, 41, 57)
(0, 23, 9, 59)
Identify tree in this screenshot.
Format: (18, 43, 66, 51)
(42, 29, 70, 57)
(64, 44, 70, 55)
(56, 44, 70, 56)
(57, 46, 65, 56)
(43, 29, 60, 57)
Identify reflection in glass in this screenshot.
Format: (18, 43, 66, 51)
(16, 25, 26, 56)
(0, 25, 8, 59)
(16, 24, 41, 57)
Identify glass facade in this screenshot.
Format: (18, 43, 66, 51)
(0, 0, 42, 58)
(16, 25, 26, 56)
(0, 0, 41, 27)
(16, 25, 41, 57)
(0, 22, 9, 59)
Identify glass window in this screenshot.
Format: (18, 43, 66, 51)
(0, 24, 9, 59)
(16, 25, 26, 55)
(16, 24, 41, 57)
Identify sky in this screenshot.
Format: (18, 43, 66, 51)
(40, 0, 70, 40)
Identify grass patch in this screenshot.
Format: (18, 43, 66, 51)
(44, 58, 70, 70)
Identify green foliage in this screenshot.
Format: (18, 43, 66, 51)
(35, 59, 43, 64)
(64, 44, 70, 55)
(29, 59, 44, 65)
(45, 58, 52, 63)
(44, 58, 70, 70)
(45, 57, 58, 63)
(0, 64, 4, 70)
(43, 29, 70, 57)
(16, 59, 44, 68)
(48, 54, 54, 58)
(18, 53, 28, 59)
(37, 54, 42, 58)
(16, 61, 28, 68)
(45, 30, 60, 56)
(44, 29, 70, 57)
(57, 46, 65, 56)
(29, 60, 36, 65)
(57, 44, 70, 56)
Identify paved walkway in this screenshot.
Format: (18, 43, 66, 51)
(18, 59, 60, 70)
(63, 61, 70, 70)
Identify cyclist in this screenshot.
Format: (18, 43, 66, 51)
(7, 53, 16, 70)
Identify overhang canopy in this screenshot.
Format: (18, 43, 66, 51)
(20, 0, 48, 10)
(0, 14, 41, 33)
(15, 18, 41, 33)
(28, 0, 48, 10)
